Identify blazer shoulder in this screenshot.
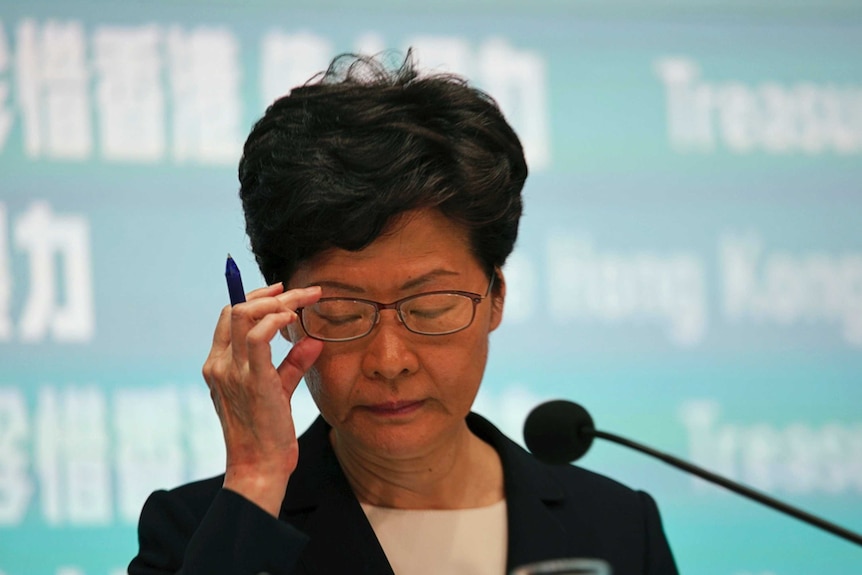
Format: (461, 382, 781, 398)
(166, 474, 226, 509)
(135, 475, 226, 546)
(553, 462, 644, 498)
(140, 474, 226, 522)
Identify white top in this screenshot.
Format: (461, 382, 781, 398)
(360, 500, 508, 575)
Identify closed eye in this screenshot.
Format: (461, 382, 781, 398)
(317, 312, 364, 326)
(406, 303, 457, 320)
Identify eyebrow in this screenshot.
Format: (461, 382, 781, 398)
(308, 269, 461, 294)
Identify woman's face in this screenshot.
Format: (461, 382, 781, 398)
(286, 209, 505, 461)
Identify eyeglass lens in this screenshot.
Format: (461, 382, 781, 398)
(302, 292, 477, 341)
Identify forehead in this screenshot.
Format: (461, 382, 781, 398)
(289, 209, 482, 290)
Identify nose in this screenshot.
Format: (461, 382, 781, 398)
(360, 310, 419, 381)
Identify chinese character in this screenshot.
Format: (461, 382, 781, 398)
(166, 26, 242, 164)
(113, 386, 183, 523)
(93, 24, 166, 162)
(0, 388, 33, 525)
(0, 19, 13, 153)
(15, 19, 93, 160)
(14, 201, 95, 343)
(35, 386, 111, 525)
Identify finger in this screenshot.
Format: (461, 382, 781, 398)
(202, 306, 233, 397)
(208, 283, 277, 360)
(245, 311, 301, 375)
(230, 298, 283, 365)
(276, 336, 324, 394)
(211, 305, 233, 349)
(246, 282, 285, 301)
(229, 286, 322, 365)
(275, 285, 323, 310)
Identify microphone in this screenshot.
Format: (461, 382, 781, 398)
(523, 399, 862, 548)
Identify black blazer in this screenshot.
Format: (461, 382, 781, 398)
(130, 413, 678, 575)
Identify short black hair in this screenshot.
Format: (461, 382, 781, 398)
(238, 52, 528, 286)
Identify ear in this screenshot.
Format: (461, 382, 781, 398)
(489, 268, 506, 332)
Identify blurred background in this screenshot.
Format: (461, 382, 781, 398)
(1, 1, 861, 573)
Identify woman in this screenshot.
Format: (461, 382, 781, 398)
(129, 53, 678, 575)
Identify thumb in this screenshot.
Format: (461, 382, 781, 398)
(276, 337, 324, 393)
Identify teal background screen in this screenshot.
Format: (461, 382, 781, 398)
(1, 1, 861, 574)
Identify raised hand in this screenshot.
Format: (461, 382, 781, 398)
(202, 283, 324, 516)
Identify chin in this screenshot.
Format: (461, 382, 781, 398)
(348, 413, 462, 459)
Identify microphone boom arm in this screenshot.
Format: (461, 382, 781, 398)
(585, 427, 862, 547)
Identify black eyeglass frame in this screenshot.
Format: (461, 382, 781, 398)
(297, 274, 496, 343)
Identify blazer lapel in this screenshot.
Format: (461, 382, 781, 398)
(280, 417, 394, 575)
(467, 413, 598, 572)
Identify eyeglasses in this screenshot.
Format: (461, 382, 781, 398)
(298, 275, 495, 342)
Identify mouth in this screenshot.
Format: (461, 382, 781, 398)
(362, 400, 425, 417)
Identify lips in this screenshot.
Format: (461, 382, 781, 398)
(363, 399, 424, 416)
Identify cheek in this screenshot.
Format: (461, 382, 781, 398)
(425, 335, 490, 393)
(303, 348, 359, 412)
(303, 363, 336, 425)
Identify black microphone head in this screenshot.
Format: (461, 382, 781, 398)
(524, 400, 595, 465)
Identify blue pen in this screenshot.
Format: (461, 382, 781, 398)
(225, 253, 246, 306)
